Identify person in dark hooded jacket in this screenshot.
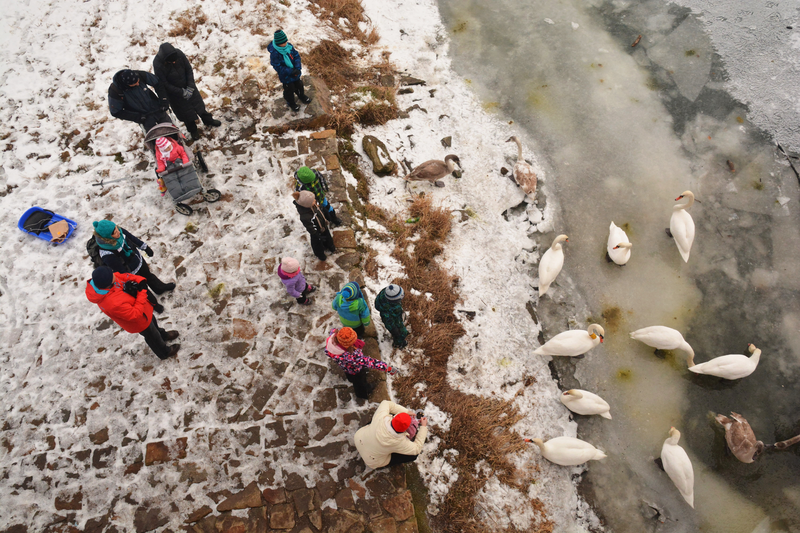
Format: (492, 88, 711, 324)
(268, 30, 311, 112)
(292, 191, 335, 261)
(374, 285, 409, 348)
(108, 69, 170, 130)
(153, 43, 221, 140)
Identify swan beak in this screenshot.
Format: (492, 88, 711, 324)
(523, 438, 532, 443)
(675, 195, 684, 201)
(613, 245, 620, 250)
(599, 335, 604, 343)
(452, 170, 463, 179)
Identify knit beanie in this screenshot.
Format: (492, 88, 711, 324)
(274, 30, 288, 45)
(391, 412, 412, 433)
(336, 327, 357, 349)
(119, 69, 139, 86)
(292, 191, 315, 208)
(91, 266, 115, 289)
(156, 137, 172, 155)
(93, 220, 117, 238)
(297, 166, 316, 184)
(385, 284, 404, 301)
(281, 257, 300, 273)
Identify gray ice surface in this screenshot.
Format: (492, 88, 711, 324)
(437, 0, 800, 532)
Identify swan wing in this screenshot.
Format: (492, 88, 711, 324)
(670, 209, 695, 262)
(630, 326, 683, 350)
(688, 354, 755, 379)
(407, 160, 447, 181)
(534, 330, 594, 356)
(538, 247, 564, 296)
(513, 163, 538, 198)
(543, 437, 605, 465)
(661, 442, 695, 507)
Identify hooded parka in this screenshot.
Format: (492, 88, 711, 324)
(153, 43, 209, 124)
(354, 400, 428, 469)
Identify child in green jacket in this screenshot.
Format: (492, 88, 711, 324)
(374, 284, 408, 348)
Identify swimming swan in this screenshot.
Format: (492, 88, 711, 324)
(661, 427, 695, 508)
(534, 324, 604, 357)
(715, 412, 764, 463)
(506, 136, 537, 199)
(630, 326, 694, 363)
(607, 221, 632, 265)
(560, 389, 612, 419)
(538, 234, 568, 297)
(669, 190, 695, 262)
(527, 437, 607, 466)
(689, 344, 761, 379)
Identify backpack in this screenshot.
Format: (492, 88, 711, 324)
(87, 237, 104, 268)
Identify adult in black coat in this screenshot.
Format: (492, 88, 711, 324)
(292, 191, 336, 261)
(153, 43, 221, 140)
(108, 69, 170, 131)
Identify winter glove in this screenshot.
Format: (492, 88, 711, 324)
(143, 246, 154, 257)
(160, 100, 170, 111)
(353, 339, 365, 350)
(388, 367, 398, 376)
(291, 68, 301, 77)
(137, 280, 148, 292)
(181, 88, 193, 100)
(122, 280, 140, 298)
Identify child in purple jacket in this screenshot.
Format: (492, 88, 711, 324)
(277, 257, 315, 305)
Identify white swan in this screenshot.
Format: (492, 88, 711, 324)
(560, 389, 612, 419)
(528, 437, 607, 466)
(607, 221, 632, 265)
(506, 136, 537, 199)
(630, 326, 694, 363)
(689, 344, 761, 379)
(538, 234, 568, 297)
(661, 427, 694, 508)
(669, 190, 695, 263)
(534, 324, 604, 357)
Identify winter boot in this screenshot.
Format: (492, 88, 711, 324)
(205, 118, 222, 127)
(163, 331, 180, 342)
(299, 95, 311, 104)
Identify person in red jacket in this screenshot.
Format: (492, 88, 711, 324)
(85, 266, 180, 360)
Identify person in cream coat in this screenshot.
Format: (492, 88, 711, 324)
(354, 400, 428, 468)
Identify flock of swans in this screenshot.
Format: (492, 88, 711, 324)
(527, 190, 790, 510)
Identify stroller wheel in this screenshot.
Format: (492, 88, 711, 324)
(203, 188, 221, 203)
(196, 151, 209, 173)
(175, 203, 193, 216)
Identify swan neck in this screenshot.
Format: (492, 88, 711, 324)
(515, 138, 523, 161)
(750, 349, 761, 363)
(617, 242, 632, 249)
(676, 192, 695, 210)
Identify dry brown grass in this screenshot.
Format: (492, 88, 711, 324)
(305, 40, 359, 91)
(168, 6, 208, 40)
(308, 0, 379, 44)
(366, 197, 535, 533)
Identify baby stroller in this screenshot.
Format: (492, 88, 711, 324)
(144, 122, 221, 215)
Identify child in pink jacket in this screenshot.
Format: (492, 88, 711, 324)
(154, 136, 190, 195)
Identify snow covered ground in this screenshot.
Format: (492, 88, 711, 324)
(0, 0, 600, 531)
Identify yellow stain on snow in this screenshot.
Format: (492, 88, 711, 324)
(246, 57, 265, 72)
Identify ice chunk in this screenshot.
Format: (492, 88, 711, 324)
(544, 18, 554, 25)
(646, 17, 713, 102)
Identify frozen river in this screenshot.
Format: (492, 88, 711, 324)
(436, 0, 800, 531)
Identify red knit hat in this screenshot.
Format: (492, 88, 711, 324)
(336, 327, 357, 349)
(391, 412, 412, 433)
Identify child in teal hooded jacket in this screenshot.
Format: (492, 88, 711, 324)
(332, 282, 371, 338)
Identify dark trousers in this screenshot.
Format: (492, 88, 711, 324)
(138, 260, 173, 294)
(352, 325, 366, 339)
(282, 80, 306, 107)
(388, 453, 418, 467)
(310, 231, 336, 261)
(140, 315, 170, 359)
(346, 368, 372, 399)
(185, 110, 216, 134)
(296, 283, 312, 304)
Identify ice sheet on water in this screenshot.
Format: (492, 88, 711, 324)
(646, 16, 712, 102)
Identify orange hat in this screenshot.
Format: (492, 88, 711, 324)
(336, 327, 357, 349)
(391, 412, 412, 433)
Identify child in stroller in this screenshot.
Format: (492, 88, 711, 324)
(154, 136, 190, 196)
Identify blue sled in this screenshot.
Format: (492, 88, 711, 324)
(18, 207, 77, 245)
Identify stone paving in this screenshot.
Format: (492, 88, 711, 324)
(0, 78, 420, 533)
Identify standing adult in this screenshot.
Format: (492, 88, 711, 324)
(268, 29, 311, 112)
(85, 266, 180, 360)
(291, 191, 336, 261)
(153, 43, 221, 140)
(108, 69, 170, 131)
(92, 220, 175, 312)
(354, 400, 428, 468)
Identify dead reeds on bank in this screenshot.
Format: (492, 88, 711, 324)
(371, 197, 551, 533)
